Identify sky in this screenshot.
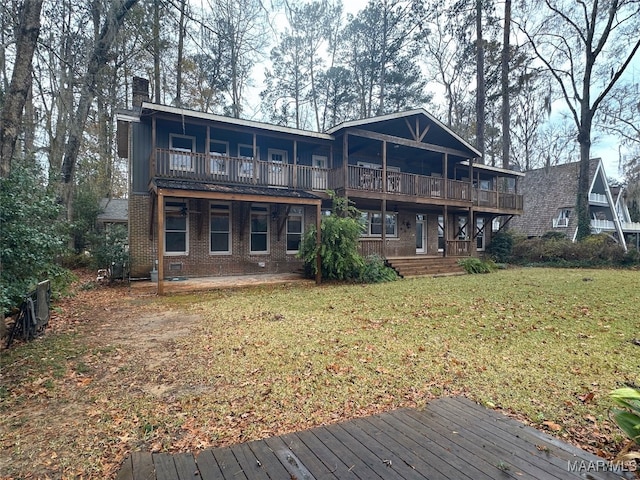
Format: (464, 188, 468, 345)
(253, 0, 633, 181)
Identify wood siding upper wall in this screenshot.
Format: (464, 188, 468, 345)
(131, 122, 152, 194)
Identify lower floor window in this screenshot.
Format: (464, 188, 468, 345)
(360, 211, 397, 237)
(251, 204, 269, 253)
(210, 203, 231, 254)
(165, 201, 188, 254)
(438, 215, 445, 251)
(286, 207, 304, 253)
(476, 218, 485, 251)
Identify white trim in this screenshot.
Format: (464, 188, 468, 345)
(460, 160, 525, 177)
(209, 202, 232, 255)
(476, 217, 486, 251)
(169, 134, 196, 172)
(360, 211, 398, 238)
(416, 214, 426, 254)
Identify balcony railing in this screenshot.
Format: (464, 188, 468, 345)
(153, 149, 522, 210)
(446, 240, 471, 256)
(589, 193, 608, 204)
(590, 219, 615, 231)
(620, 221, 640, 232)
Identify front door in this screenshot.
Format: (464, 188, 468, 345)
(416, 214, 426, 254)
(268, 149, 288, 186)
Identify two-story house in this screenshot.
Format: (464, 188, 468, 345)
(117, 78, 523, 292)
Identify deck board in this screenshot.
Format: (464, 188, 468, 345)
(117, 396, 632, 480)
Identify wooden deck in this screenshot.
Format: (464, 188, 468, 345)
(116, 396, 631, 480)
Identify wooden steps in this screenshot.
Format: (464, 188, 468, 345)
(386, 256, 467, 278)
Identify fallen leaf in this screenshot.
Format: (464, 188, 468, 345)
(542, 421, 562, 432)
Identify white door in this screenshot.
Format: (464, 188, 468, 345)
(416, 214, 427, 254)
(312, 155, 327, 190)
(268, 149, 288, 186)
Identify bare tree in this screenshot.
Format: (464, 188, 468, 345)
(501, 0, 511, 169)
(0, 0, 44, 177)
(59, 0, 139, 221)
(521, 0, 640, 240)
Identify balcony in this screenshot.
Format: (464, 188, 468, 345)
(590, 219, 616, 231)
(153, 149, 523, 211)
(620, 221, 640, 233)
(589, 193, 608, 204)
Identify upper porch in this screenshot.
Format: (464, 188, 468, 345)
(153, 148, 523, 213)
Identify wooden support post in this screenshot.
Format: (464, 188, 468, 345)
(293, 140, 298, 188)
(382, 198, 387, 258)
(315, 202, 322, 284)
(252, 133, 257, 185)
(443, 153, 448, 198)
(343, 133, 349, 192)
(443, 205, 448, 257)
(206, 125, 211, 174)
(157, 192, 165, 295)
(382, 140, 387, 193)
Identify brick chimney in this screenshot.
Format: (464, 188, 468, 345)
(132, 76, 149, 108)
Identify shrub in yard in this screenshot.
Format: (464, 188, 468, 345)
(458, 257, 497, 274)
(298, 193, 365, 281)
(0, 164, 69, 316)
(486, 231, 513, 263)
(358, 255, 398, 283)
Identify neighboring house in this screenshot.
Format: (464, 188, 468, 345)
(97, 198, 128, 230)
(117, 78, 523, 290)
(509, 158, 640, 250)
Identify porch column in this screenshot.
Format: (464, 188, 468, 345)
(382, 140, 387, 193)
(252, 133, 257, 185)
(293, 140, 298, 188)
(382, 198, 387, 258)
(443, 205, 448, 257)
(343, 133, 349, 193)
(443, 153, 448, 198)
(316, 202, 322, 284)
(157, 192, 165, 295)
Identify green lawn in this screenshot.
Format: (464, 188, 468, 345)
(1, 267, 638, 478)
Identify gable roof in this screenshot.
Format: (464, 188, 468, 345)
(509, 159, 601, 238)
(327, 109, 482, 160)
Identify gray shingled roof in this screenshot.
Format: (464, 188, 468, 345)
(152, 178, 321, 200)
(97, 198, 128, 224)
(509, 159, 599, 238)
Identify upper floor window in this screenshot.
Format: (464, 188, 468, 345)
(553, 209, 571, 228)
(169, 134, 195, 171)
(209, 140, 229, 175)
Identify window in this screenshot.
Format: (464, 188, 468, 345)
(553, 209, 571, 228)
(268, 148, 288, 186)
(250, 204, 269, 253)
(165, 201, 188, 255)
(438, 215, 445, 252)
(210, 203, 231, 254)
(238, 144, 259, 178)
(476, 218, 485, 251)
(457, 216, 468, 240)
(286, 207, 304, 253)
(360, 211, 398, 237)
(209, 140, 229, 175)
(169, 134, 195, 171)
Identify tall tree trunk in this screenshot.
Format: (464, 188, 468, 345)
(153, 0, 161, 103)
(176, 0, 186, 106)
(0, 0, 44, 177)
(59, 0, 139, 221)
(501, 0, 511, 170)
(475, 0, 485, 162)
